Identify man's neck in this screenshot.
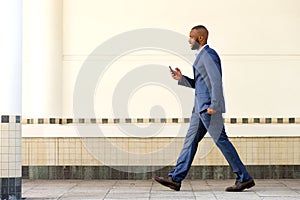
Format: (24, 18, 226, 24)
(197, 43, 207, 51)
(195, 44, 208, 56)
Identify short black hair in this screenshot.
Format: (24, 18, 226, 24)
(192, 25, 207, 31)
(192, 25, 209, 39)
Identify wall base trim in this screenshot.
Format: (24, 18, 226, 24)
(22, 165, 300, 180)
(0, 177, 22, 200)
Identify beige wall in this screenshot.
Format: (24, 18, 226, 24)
(21, 0, 300, 138)
(61, 0, 300, 118)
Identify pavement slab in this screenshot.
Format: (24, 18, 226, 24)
(21, 179, 300, 200)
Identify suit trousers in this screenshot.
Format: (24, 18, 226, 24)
(169, 111, 252, 183)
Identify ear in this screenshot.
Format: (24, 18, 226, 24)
(198, 35, 203, 41)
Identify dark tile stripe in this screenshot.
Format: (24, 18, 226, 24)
(21, 165, 300, 180)
(1, 115, 21, 123)
(20, 117, 300, 124)
(0, 177, 22, 200)
(1, 115, 9, 123)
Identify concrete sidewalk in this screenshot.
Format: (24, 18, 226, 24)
(22, 179, 300, 200)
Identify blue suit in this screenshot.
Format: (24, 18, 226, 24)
(169, 45, 252, 183)
(178, 45, 225, 113)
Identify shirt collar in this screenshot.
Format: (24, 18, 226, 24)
(195, 44, 208, 57)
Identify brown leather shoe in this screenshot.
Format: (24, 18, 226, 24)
(225, 178, 255, 192)
(153, 176, 181, 191)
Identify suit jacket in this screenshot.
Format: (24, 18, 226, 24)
(178, 45, 226, 113)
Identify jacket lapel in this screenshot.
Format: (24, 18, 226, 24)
(194, 45, 209, 64)
(193, 45, 210, 76)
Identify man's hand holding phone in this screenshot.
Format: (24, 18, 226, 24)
(169, 66, 182, 80)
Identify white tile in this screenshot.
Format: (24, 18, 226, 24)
(9, 160, 16, 167)
(16, 123, 21, 131)
(15, 161, 21, 169)
(1, 146, 9, 154)
(9, 123, 16, 131)
(9, 169, 16, 177)
(16, 146, 21, 154)
(1, 169, 8, 177)
(15, 138, 21, 147)
(9, 116, 16, 123)
(9, 153, 16, 162)
(16, 130, 21, 138)
(1, 138, 9, 146)
(1, 162, 9, 169)
(1, 130, 9, 138)
(15, 169, 21, 177)
(9, 138, 16, 147)
(1, 154, 9, 162)
(1, 124, 9, 131)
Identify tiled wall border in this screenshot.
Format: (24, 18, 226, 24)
(0, 115, 22, 200)
(1, 115, 21, 123)
(22, 117, 300, 125)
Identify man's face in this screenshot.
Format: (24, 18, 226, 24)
(189, 29, 200, 50)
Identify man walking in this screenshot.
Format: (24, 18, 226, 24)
(153, 25, 255, 192)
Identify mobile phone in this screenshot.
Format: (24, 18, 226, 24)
(169, 66, 177, 76)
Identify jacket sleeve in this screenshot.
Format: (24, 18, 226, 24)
(202, 52, 224, 112)
(178, 75, 195, 88)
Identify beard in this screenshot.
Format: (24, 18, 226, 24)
(191, 39, 200, 50)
